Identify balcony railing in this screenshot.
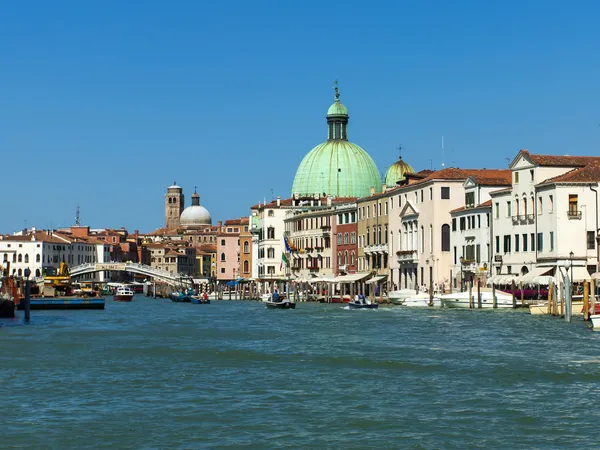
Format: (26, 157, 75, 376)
(320, 225, 331, 230)
(307, 265, 320, 272)
(396, 250, 417, 264)
(527, 213, 535, 224)
(511, 216, 519, 225)
(567, 210, 582, 220)
(364, 244, 388, 254)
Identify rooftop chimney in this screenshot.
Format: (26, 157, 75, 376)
(276, 196, 281, 207)
(382, 183, 387, 193)
(370, 186, 375, 196)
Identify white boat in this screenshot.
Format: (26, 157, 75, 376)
(529, 303, 549, 315)
(113, 286, 134, 302)
(440, 289, 514, 309)
(590, 314, 600, 329)
(402, 293, 442, 307)
(388, 289, 419, 305)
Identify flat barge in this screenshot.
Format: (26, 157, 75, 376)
(17, 297, 106, 310)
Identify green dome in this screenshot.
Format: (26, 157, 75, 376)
(292, 141, 381, 198)
(384, 157, 415, 186)
(327, 101, 348, 116)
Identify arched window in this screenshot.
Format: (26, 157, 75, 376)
(18, 254, 22, 263)
(35, 269, 40, 277)
(244, 242, 249, 253)
(338, 252, 342, 265)
(420, 226, 424, 253)
(17, 269, 22, 277)
(220, 253, 226, 262)
(515, 198, 519, 215)
(350, 252, 355, 265)
(441, 224, 450, 252)
(36, 254, 40, 263)
(344, 251, 348, 265)
(243, 260, 249, 273)
(523, 197, 528, 216)
(24, 254, 29, 263)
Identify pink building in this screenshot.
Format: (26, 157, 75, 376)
(216, 218, 249, 282)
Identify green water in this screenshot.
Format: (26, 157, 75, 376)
(1, 297, 599, 449)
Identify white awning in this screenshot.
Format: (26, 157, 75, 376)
(366, 275, 386, 284)
(308, 276, 336, 283)
(519, 267, 553, 283)
(591, 272, 600, 280)
(571, 266, 592, 282)
(334, 272, 371, 283)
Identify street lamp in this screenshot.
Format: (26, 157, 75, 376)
(569, 251, 574, 290)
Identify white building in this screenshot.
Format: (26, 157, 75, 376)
(450, 173, 512, 289)
(250, 197, 290, 291)
(388, 168, 511, 293)
(490, 150, 600, 288)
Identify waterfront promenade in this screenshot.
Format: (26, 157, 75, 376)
(1, 297, 598, 449)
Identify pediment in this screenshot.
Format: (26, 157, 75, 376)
(399, 201, 419, 218)
(464, 177, 477, 188)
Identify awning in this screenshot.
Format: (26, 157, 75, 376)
(366, 275, 386, 284)
(591, 272, 600, 280)
(308, 276, 336, 283)
(570, 266, 592, 282)
(334, 272, 371, 283)
(519, 267, 553, 283)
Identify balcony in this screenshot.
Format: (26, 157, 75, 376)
(314, 246, 324, 252)
(567, 210, 582, 220)
(511, 216, 519, 225)
(291, 265, 300, 271)
(339, 264, 347, 273)
(396, 250, 417, 264)
(364, 244, 388, 254)
(527, 213, 535, 224)
(307, 265, 320, 272)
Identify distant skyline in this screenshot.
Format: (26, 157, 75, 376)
(2, 1, 600, 233)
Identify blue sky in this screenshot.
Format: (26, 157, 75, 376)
(2, 0, 600, 233)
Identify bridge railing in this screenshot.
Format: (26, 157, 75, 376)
(69, 262, 194, 284)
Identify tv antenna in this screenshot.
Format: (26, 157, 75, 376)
(75, 206, 81, 226)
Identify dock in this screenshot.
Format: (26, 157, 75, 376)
(17, 297, 106, 310)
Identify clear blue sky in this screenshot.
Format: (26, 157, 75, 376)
(2, 0, 600, 233)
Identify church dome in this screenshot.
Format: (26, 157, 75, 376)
(384, 156, 414, 186)
(180, 191, 212, 226)
(291, 85, 381, 198)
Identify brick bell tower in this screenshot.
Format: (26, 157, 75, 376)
(165, 181, 184, 229)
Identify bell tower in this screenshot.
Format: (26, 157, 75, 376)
(165, 182, 184, 229)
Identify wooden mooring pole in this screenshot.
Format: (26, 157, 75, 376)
(511, 280, 516, 309)
(584, 281, 590, 321)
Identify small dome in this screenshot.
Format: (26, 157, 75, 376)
(327, 101, 348, 116)
(180, 206, 212, 226)
(385, 157, 415, 186)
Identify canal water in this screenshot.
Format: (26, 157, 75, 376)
(1, 297, 599, 449)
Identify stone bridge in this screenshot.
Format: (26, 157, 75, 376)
(69, 262, 194, 286)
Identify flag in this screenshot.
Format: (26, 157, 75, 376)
(280, 252, 289, 271)
(283, 235, 292, 252)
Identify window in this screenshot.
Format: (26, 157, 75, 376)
(220, 268, 225, 274)
(18, 254, 22, 263)
(531, 233, 536, 251)
(588, 231, 596, 250)
(378, 203, 382, 216)
(338, 234, 343, 245)
(477, 215, 481, 228)
(550, 232, 554, 251)
(429, 187, 433, 200)
(460, 217, 466, 231)
(420, 226, 424, 253)
(24, 254, 29, 263)
(267, 227, 275, 239)
(515, 234, 520, 252)
(465, 192, 475, 207)
(268, 210, 274, 217)
(267, 248, 275, 258)
(514, 172, 519, 183)
(441, 187, 450, 199)
(549, 195, 554, 213)
(220, 253, 225, 262)
(385, 202, 388, 215)
(537, 233, 544, 251)
(538, 197, 543, 215)
(494, 202, 499, 219)
(441, 224, 450, 251)
(506, 201, 512, 217)
(568, 195, 578, 215)
(523, 233, 528, 252)
(530, 169, 534, 181)
(344, 233, 349, 244)
(495, 236, 500, 253)
(453, 247, 457, 264)
(243, 261, 249, 273)
(221, 239, 226, 246)
(452, 218, 456, 231)
(476, 244, 481, 263)
(243, 242, 249, 253)
(420, 190, 424, 202)
(503, 235, 511, 253)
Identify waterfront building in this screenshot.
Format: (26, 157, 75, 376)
(291, 84, 381, 198)
(0, 227, 110, 282)
(357, 186, 393, 291)
(239, 226, 252, 281)
(449, 172, 512, 290)
(388, 168, 509, 293)
(489, 150, 600, 287)
(333, 202, 358, 276)
(195, 243, 216, 278)
(250, 197, 291, 292)
(216, 218, 249, 283)
(146, 241, 196, 276)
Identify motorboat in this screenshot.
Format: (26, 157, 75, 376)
(169, 292, 192, 302)
(440, 289, 514, 308)
(387, 289, 418, 305)
(113, 286, 134, 302)
(529, 303, 549, 315)
(191, 296, 210, 304)
(265, 300, 296, 309)
(348, 299, 379, 309)
(403, 293, 441, 307)
(591, 314, 600, 330)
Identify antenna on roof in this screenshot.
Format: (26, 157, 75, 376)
(75, 206, 81, 226)
(441, 136, 445, 168)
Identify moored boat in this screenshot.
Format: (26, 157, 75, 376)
(591, 314, 600, 330)
(387, 289, 418, 305)
(403, 294, 441, 307)
(440, 290, 514, 308)
(113, 286, 134, 302)
(348, 299, 379, 309)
